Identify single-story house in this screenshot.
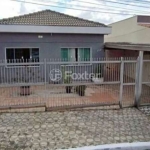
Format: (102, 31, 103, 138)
(0, 9, 111, 83)
(0, 9, 111, 62)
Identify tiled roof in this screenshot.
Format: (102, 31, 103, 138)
(0, 10, 106, 27)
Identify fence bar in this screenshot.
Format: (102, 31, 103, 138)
(0, 82, 45, 88)
(122, 83, 136, 86)
(119, 57, 124, 109)
(135, 57, 140, 107)
(143, 60, 150, 62)
(44, 59, 47, 86)
(136, 51, 144, 108)
(142, 82, 150, 84)
(1, 62, 44, 66)
(46, 60, 121, 65)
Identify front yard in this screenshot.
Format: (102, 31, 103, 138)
(0, 84, 124, 110)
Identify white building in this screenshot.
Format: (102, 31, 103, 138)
(105, 15, 150, 44)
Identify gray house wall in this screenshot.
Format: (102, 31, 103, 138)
(0, 33, 104, 83)
(0, 33, 104, 60)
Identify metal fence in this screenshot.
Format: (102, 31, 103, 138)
(0, 57, 148, 111)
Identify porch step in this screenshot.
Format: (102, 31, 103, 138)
(84, 105, 120, 110)
(47, 103, 120, 111)
(0, 103, 46, 113)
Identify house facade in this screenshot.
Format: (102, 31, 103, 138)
(0, 33, 105, 61)
(0, 10, 111, 62)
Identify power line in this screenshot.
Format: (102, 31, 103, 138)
(31, 0, 138, 13)
(69, 0, 141, 10)
(121, 0, 150, 5)
(9, 0, 147, 15)
(35, 0, 150, 13)
(96, 0, 150, 8)
(69, 0, 150, 13)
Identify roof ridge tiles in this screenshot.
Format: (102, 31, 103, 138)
(0, 9, 106, 27)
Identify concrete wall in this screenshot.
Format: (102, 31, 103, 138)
(105, 16, 150, 43)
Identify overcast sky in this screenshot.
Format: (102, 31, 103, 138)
(0, 0, 149, 25)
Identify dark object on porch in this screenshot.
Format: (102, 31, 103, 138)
(13, 65, 41, 96)
(66, 86, 72, 93)
(20, 86, 30, 96)
(64, 76, 72, 94)
(76, 85, 87, 96)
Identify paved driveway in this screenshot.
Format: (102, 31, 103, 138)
(0, 108, 150, 150)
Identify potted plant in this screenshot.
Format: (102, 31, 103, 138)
(92, 64, 104, 84)
(76, 85, 86, 96)
(64, 76, 72, 93)
(13, 66, 40, 96)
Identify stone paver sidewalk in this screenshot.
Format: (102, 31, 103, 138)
(0, 108, 150, 150)
(139, 106, 150, 116)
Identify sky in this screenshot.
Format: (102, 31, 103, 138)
(0, 0, 150, 25)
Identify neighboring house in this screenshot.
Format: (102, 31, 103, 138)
(0, 9, 111, 83)
(105, 15, 150, 43)
(104, 15, 150, 59)
(104, 16, 150, 82)
(0, 9, 111, 62)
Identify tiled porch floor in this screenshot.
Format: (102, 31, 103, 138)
(0, 84, 124, 108)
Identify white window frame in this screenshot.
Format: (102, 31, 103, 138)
(5, 47, 40, 68)
(60, 47, 92, 66)
(61, 47, 92, 60)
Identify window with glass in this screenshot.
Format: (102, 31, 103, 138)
(61, 48, 91, 61)
(6, 48, 39, 63)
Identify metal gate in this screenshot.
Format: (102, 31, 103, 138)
(120, 58, 137, 108)
(138, 55, 150, 106)
(46, 58, 121, 110)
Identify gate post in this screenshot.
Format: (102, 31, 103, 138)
(135, 57, 140, 107)
(119, 57, 124, 109)
(135, 51, 144, 108)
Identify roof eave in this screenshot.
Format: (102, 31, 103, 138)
(0, 24, 111, 34)
(105, 43, 150, 51)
